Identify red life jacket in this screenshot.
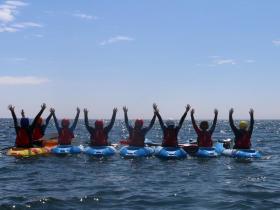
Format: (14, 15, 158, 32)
(129, 129, 145, 147)
(162, 128, 178, 147)
(16, 128, 31, 147)
(58, 128, 74, 145)
(91, 129, 108, 146)
(197, 131, 213, 147)
(32, 127, 43, 141)
(235, 131, 251, 149)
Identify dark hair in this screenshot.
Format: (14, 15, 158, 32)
(199, 121, 209, 129)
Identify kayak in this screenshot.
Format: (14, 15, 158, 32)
(84, 146, 116, 157)
(215, 143, 261, 159)
(51, 145, 83, 154)
(194, 147, 219, 158)
(6, 139, 58, 157)
(120, 146, 154, 158)
(155, 146, 187, 160)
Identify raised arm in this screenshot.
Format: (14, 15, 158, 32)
(229, 108, 238, 133)
(177, 104, 191, 130)
(21, 109, 25, 118)
(145, 113, 156, 132)
(84, 108, 93, 133)
(123, 106, 131, 131)
(248, 109, 254, 136)
(70, 107, 80, 131)
(209, 109, 218, 135)
(8, 105, 18, 133)
(44, 112, 53, 128)
(31, 103, 46, 129)
(50, 108, 60, 131)
(190, 109, 200, 134)
(105, 108, 118, 132)
(153, 103, 165, 130)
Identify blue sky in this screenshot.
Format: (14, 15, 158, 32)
(0, 0, 280, 119)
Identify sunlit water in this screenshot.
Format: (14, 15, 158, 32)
(0, 119, 279, 209)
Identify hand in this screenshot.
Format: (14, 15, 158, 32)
(123, 106, 128, 113)
(8, 105, 15, 112)
(249, 109, 254, 116)
(50, 108, 55, 114)
(41, 103, 46, 109)
(113, 107, 118, 113)
(191, 109, 195, 115)
(21, 109, 25, 117)
(84, 108, 88, 114)
(153, 103, 159, 113)
(186, 104, 191, 112)
(77, 107, 80, 113)
(229, 108, 234, 115)
(214, 109, 218, 115)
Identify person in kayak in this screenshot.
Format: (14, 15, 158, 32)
(21, 109, 53, 146)
(8, 103, 47, 148)
(229, 108, 254, 149)
(84, 108, 118, 146)
(123, 106, 156, 147)
(153, 103, 191, 147)
(191, 109, 218, 147)
(51, 107, 80, 145)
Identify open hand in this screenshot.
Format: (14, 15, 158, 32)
(191, 109, 195, 115)
(8, 105, 15, 112)
(77, 107, 80, 113)
(41, 103, 46, 109)
(186, 104, 191, 112)
(229, 108, 234, 115)
(153, 103, 159, 113)
(50, 108, 55, 114)
(84, 108, 88, 114)
(249, 109, 254, 116)
(113, 107, 118, 113)
(123, 106, 128, 113)
(214, 109, 218, 115)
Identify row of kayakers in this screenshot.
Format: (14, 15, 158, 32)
(7, 103, 254, 150)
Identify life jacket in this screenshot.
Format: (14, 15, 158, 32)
(32, 127, 44, 141)
(162, 128, 178, 147)
(91, 129, 108, 146)
(16, 128, 31, 147)
(197, 131, 213, 147)
(234, 131, 251, 149)
(129, 128, 145, 147)
(58, 128, 74, 145)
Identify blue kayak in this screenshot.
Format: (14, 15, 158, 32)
(155, 146, 187, 160)
(215, 143, 261, 159)
(120, 146, 154, 158)
(51, 145, 83, 154)
(84, 146, 116, 157)
(195, 147, 219, 158)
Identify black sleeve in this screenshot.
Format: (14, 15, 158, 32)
(84, 111, 93, 134)
(105, 110, 117, 132)
(177, 111, 188, 130)
(124, 111, 132, 131)
(249, 113, 254, 136)
(42, 112, 53, 133)
(229, 112, 238, 134)
(10, 110, 19, 134)
(31, 106, 46, 130)
(52, 113, 60, 132)
(70, 110, 80, 131)
(144, 113, 156, 133)
(191, 113, 200, 135)
(155, 112, 165, 130)
(209, 113, 218, 135)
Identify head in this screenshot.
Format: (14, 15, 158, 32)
(95, 120, 104, 129)
(166, 120, 175, 128)
(134, 119, 144, 129)
(36, 117, 43, 126)
(61, 119, 70, 128)
(199, 121, 209, 131)
(239, 121, 248, 130)
(20, 118, 30, 128)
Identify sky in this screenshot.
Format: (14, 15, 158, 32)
(0, 0, 280, 119)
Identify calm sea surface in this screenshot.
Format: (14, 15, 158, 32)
(0, 119, 279, 210)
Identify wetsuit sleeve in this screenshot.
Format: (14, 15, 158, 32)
(191, 113, 200, 134)
(209, 113, 218, 135)
(84, 111, 93, 133)
(52, 113, 60, 132)
(10, 110, 19, 134)
(105, 110, 117, 132)
(229, 112, 238, 134)
(124, 111, 132, 131)
(177, 111, 188, 130)
(70, 110, 80, 131)
(31, 106, 46, 130)
(155, 112, 165, 130)
(42, 112, 53, 133)
(144, 113, 156, 133)
(249, 113, 254, 136)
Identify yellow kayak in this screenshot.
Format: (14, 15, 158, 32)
(7, 139, 58, 157)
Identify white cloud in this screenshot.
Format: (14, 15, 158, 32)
(0, 1, 42, 33)
(245, 59, 255, 63)
(73, 12, 98, 20)
(100, 36, 134, 46)
(272, 40, 280, 46)
(213, 59, 236, 65)
(0, 76, 49, 85)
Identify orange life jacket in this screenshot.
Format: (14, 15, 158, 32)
(32, 127, 44, 141)
(162, 128, 178, 147)
(129, 129, 145, 147)
(91, 129, 108, 146)
(197, 131, 213, 147)
(234, 131, 251, 149)
(58, 128, 74, 145)
(16, 128, 31, 147)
